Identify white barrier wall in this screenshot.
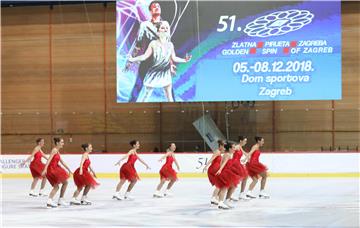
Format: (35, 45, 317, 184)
(1, 153, 359, 174)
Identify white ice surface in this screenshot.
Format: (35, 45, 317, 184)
(2, 178, 359, 227)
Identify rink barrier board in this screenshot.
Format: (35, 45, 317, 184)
(1, 172, 359, 179)
(1, 153, 359, 178)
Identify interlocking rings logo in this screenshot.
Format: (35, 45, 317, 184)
(244, 9, 314, 37)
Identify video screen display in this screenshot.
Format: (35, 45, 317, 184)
(117, 0, 341, 102)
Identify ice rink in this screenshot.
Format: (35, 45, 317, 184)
(2, 177, 359, 227)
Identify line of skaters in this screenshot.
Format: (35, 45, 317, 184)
(20, 136, 269, 210)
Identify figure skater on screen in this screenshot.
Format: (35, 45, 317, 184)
(126, 1, 175, 102)
(128, 21, 191, 102)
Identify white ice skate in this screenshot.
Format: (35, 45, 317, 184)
(224, 199, 234, 208)
(81, 196, 92, 205)
(70, 197, 81, 205)
(38, 189, 48, 197)
(153, 190, 164, 198)
(29, 190, 38, 197)
(57, 198, 69, 206)
(46, 199, 57, 208)
(239, 192, 251, 201)
(246, 190, 257, 199)
(218, 201, 230, 210)
(124, 191, 134, 200)
(210, 197, 219, 205)
(164, 189, 173, 197)
(259, 190, 270, 199)
(112, 192, 123, 200)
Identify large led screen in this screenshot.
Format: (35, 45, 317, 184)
(117, 1, 341, 102)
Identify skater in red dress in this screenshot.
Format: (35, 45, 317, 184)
(42, 137, 72, 208)
(233, 136, 251, 200)
(223, 142, 243, 206)
(246, 136, 269, 199)
(19, 138, 48, 197)
(153, 143, 180, 197)
(215, 142, 240, 209)
(71, 143, 99, 205)
(203, 139, 224, 205)
(113, 140, 150, 200)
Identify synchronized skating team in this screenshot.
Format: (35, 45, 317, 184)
(20, 136, 269, 209)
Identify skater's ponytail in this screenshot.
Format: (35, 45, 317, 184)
(255, 136, 263, 143)
(53, 137, 62, 145)
(81, 143, 90, 151)
(168, 143, 176, 150)
(217, 139, 225, 147)
(36, 138, 44, 144)
(224, 142, 233, 152)
(238, 136, 247, 142)
(129, 140, 138, 147)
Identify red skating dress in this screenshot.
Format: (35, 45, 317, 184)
(120, 154, 139, 181)
(246, 149, 267, 177)
(231, 149, 248, 180)
(214, 155, 240, 189)
(73, 158, 99, 189)
(207, 155, 221, 186)
(159, 156, 177, 181)
(46, 153, 69, 186)
(29, 151, 45, 178)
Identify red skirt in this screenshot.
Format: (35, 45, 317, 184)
(246, 162, 267, 177)
(231, 160, 248, 180)
(207, 162, 220, 186)
(214, 161, 240, 189)
(73, 168, 99, 189)
(46, 166, 69, 186)
(120, 163, 139, 181)
(29, 160, 45, 178)
(160, 165, 177, 181)
(214, 167, 240, 189)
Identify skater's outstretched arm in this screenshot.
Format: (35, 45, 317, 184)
(173, 155, 180, 171)
(128, 41, 154, 63)
(124, 22, 147, 71)
(203, 150, 220, 172)
(89, 165, 97, 178)
(19, 146, 40, 167)
(114, 151, 132, 166)
(215, 153, 230, 175)
(239, 146, 249, 163)
(41, 149, 57, 176)
(136, 153, 150, 169)
(40, 149, 49, 160)
(60, 157, 72, 175)
(171, 45, 191, 63)
(158, 152, 170, 162)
